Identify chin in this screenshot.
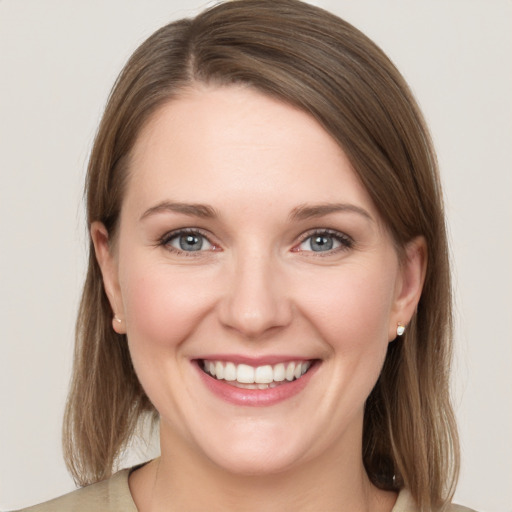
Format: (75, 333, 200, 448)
(208, 447, 304, 477)
(194, 425, 313, 477)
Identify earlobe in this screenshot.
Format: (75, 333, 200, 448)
(389, 237, 427, 341)
(90, 221, 126, 334)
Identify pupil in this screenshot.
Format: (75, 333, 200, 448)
(312, 235, 333, 251)
(179, 234, 202, 251)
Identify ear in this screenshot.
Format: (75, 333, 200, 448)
(90, 221, 126, 334)
(388, 236, 427, 341)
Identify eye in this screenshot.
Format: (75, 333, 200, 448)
(161, 229, 215, 253)
(295, 230, 353, 253)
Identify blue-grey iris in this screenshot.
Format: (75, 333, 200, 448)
(179, 234, 203, 251)
(311, 235, 333, 252)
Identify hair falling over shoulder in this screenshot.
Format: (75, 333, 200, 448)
(63, 1, 459, 510)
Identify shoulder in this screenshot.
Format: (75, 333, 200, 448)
(15, 469, 137, 512)
(393, 489, 478, 512)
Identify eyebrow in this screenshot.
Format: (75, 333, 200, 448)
(139, 200, 373, 223)
(140, 201, 218, 221)
(289, 203, 374, 222)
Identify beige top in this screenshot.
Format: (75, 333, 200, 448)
(18, 469, 476, 512)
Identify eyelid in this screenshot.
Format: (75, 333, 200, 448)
(159, 227, 221, 254)
(157, 227, 353, 255)
(293, 228, 354, 253)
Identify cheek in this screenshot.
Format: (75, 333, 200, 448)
(298, 262, 397, 346)
(118, 260, 220, 418)
(119, 260, 216, 351)
(301, 262, 398, 414)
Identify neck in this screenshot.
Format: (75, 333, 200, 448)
(131, 420, 396, 512)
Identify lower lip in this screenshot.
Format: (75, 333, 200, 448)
(195, 361, 318, 407)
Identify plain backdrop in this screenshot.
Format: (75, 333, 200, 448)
(1, 1, 511, 510)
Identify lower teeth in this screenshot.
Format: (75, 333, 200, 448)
(227, 381, 283, 390)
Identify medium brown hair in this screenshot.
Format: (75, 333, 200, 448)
(64, 1, 459, 509)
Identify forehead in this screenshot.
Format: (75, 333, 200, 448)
(124, 85, 380, 221)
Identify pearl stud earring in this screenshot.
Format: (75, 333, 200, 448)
(396, 322, 405, 336)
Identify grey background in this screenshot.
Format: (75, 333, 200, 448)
(1, 1, 511, 510)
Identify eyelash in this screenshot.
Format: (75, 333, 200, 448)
(158, 228, 218, 256)
(294, 229, 354, 255)
(158, 228, 354, 256)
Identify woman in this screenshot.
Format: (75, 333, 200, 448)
(20, 0, 474, 510)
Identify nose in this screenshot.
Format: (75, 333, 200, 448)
(218, 251, 293, 339)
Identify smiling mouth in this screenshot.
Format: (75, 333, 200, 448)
(199, 360, 315, 389)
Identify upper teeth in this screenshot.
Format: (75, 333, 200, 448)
(203, 360, 311, 384)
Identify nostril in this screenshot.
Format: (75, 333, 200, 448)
(217, 263, 293, 338)
(219, 298, 293, 340)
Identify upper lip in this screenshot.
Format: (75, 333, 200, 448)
(194, 354, 316, 366)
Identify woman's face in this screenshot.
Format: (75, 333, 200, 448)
(93, 85, 424, 475)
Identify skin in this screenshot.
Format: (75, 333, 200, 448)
(92, 85, 426, 511)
